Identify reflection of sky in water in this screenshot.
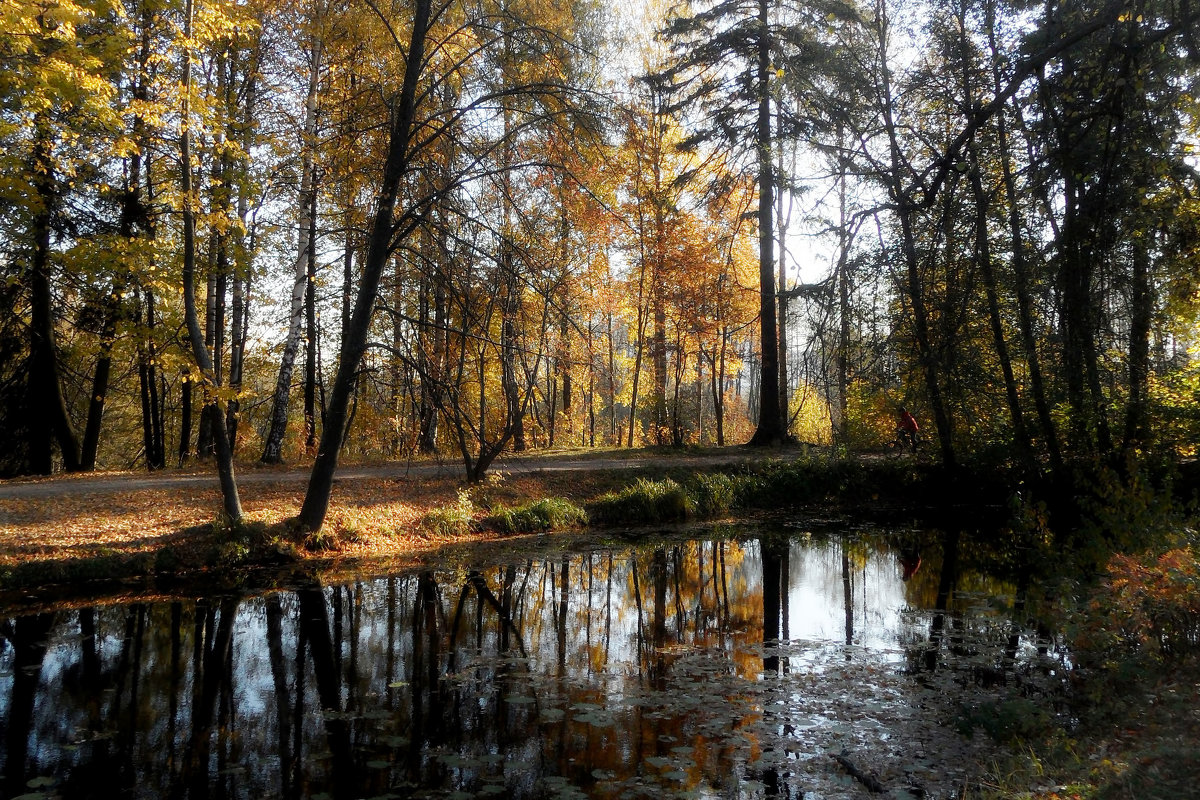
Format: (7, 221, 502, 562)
(780, 540, 909, 653)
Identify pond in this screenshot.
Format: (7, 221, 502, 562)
(0, 523, 1069, 800)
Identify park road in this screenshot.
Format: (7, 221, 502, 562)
(0, 449, 778, 501)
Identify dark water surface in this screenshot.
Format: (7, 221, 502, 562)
(0, 525, 1067, 799)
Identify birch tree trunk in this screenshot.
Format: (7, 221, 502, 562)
(261, 25, 322, 464)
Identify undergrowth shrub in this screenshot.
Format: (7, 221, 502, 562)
(486, 497, 588, 533)
(1075, 545, 1200, 666)
(1072, 461, 1181, 556)
(736, 458, 879, 508)
(686, 472, 740, 517)
(589, 478, 693, 525)
(419, 489, 476, 537)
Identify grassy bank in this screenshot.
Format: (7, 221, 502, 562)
(1, 449, 1193, 602)
(0, 452, 981, 596)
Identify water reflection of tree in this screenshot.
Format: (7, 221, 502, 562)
(762, 535, 790, 676)
(2, 612, 56, 799)
(0, 537, 790, 799)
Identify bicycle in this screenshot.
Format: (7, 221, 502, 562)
(886, 427, 921, 456)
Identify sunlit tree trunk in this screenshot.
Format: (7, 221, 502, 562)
(304, 204, 319, 455)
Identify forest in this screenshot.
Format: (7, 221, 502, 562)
(2, 0, 1199, 534)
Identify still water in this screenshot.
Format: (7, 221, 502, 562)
(0, 525, 1065, 799)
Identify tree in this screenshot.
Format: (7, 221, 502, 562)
(178, 0, 243, 520)
(654, 0, 857, 445)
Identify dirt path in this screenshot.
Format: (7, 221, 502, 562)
(0, 450, 766, 500)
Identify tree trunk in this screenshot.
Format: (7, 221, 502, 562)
(419, 258, 446, 453)
(1122, 233, 1151, 455)
(180, 0, 242, 521)
(776, 110, 791, 438)
(298, 0, 432, 532)
(993, 75, 1062, 471)
(179, 370, 193, 466)
(80, 277, 123, 471)
(499, 242, 526, 452)
(137, 289, 165, 470)
(877, 10, 955, 465)
(261, 29, 322, 464)
(304, 210, 319, 454)
(225, 66, 257, 451)
(969, 145, 1032, 464)
(955, 9, 1032, 466)
(27, 123, 82, 474)
(748, 0, 783, 446)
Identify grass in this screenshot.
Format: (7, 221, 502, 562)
(484, 497, 588, 533)
(418, 489, 477, 537)
(589, 477, 694, 525)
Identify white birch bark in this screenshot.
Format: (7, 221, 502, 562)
(261, 25, 322, 463)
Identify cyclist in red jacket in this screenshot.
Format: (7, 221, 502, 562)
(896, 407, 919, 453)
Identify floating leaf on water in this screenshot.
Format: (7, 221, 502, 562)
(645, 756, 671, 768)
(10, 794, 46, 800)
(539, 708, 566, 722)
(478, 785, 508, 795)
(438, 754, 482, 769)
(591, 769, 616, 780)
(504, 695, 535, 705)
(366, 760, 391, 769)
(25, 778, 56, 789)
(387, 681, 408, 688)
(382, 736, 410, 748)
(663, 770, 689, 781)
(575, 712, 614, 727)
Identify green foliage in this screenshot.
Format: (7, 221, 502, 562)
(685, 472, 739, 517)
(485, 497, 589, 533)
(589, 478, 693, 526)
(418, 489, 476, 537)
(956, 697, 1055, 744)
(1070, 459, 1182, 559)
(736, 457, 882, 508)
